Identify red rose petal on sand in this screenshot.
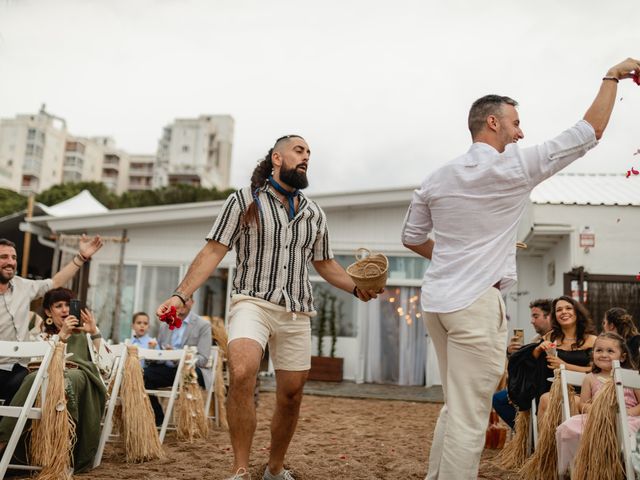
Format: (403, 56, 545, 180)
(339, 454, 347, 460)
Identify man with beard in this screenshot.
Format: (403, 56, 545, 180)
(157, 135, 380, 480)
(401, 57, 640, 479)
(0, 235, 103, 404)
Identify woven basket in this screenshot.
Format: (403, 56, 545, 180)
(346, 248, 388, 292)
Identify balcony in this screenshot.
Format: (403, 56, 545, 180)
(20, 174, 40, 195)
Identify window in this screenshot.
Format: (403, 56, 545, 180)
(27, 129, 36, 140)
(90, 264, 138, 342)
(139, 266, 181, 336)
(182, 145, 190, 153)
(311, 282, 358, 337)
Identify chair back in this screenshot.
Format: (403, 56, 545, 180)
(559, 364, 586, 422)
(613, 360, 640, 480)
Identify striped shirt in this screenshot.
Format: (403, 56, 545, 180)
(206, 185, 333, 313)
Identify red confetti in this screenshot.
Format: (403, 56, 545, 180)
(339, 455, 347, 460)
(626, 167, 639, 178)
(636, 273, 640, 281)
(633, 71, 640, 86)
(159, 306, 183, 330)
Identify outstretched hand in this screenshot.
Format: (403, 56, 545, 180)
(78, 234, 103, 259)
(607, 57, 640, 81)
(354, 287, 384, 302)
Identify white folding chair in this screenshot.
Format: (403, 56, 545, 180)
(0, 338, 57, 477)
(559, 364, 586, 423)
(528, 398, 538, 454)
(138, 347, 187, 443)
(204, 346, 219, 427)
(614, 359, 640, 479)
(93, 343, 128, 468)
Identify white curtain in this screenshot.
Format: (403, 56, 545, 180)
(361, 286, 427, 386)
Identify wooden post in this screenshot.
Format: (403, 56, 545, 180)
(110, 229, 127, 343)
(21, 194, 35, 278)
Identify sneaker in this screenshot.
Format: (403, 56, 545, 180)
(262, 467, 295, 480)
(225, 467, 251, 480)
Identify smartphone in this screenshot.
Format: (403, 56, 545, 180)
(513, 328, 524, 345)
(69, 299, 83, 327)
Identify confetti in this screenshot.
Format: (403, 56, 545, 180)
(636, 273, 640, 281)
(339, 454, 347, 460)
(634, 71, 640, 86)
(633, 149, 640, 156)
(626, 167, 639, 178)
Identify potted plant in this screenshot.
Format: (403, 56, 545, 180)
(308, 289, 344, 382)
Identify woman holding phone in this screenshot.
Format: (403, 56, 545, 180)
(0, 288, 109, 473)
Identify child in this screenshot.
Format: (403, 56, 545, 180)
(556, 332, 640, 474)
(130, 312, 158, 365)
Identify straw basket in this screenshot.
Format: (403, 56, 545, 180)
(346, 248, 388, 292)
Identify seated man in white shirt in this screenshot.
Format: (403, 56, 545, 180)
(0, 235, 103, 405)
(401, 57, 640, 479)
(143, 296, 212, 426)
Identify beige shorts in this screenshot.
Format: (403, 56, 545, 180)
(227, 294, 311, 371)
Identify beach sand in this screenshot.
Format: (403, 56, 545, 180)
(66, 392, 513, 480)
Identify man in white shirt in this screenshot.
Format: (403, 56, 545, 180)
(401, 57, 640, 479)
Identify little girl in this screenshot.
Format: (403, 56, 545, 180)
(556, 332, 640, 474)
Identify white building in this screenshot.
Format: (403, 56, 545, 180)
(24, 174, 640, 386)
(127, 154, 155, 191)
(91, 137, 130, 195)
(63, 137, 105, 184)
(155, 115, 234, 190)
(0, 106, 67, 194)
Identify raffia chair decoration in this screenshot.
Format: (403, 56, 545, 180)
(519, 370, 577, 480)
(30, 341, 76, 480)
(495, 409, 531, 470)
(175, 347, 208, 442)
(346, 248, 388, 292)
(211, 316, 229, 429)
(572, 379, 623, 480)
(120, 345, 164, 462)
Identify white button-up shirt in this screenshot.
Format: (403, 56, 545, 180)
(402, 120, 597, 313)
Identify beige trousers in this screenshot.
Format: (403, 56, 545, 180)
(423, 287, 507, 480)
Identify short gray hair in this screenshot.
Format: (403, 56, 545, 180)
(468, 95, 518, 137)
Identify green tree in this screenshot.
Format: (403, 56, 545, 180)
(0, 188, 28, 218)
(35, 182, 118, 208)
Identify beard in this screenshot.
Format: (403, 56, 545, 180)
(280, 164, 309, 190)
(0, 269, 14, 284)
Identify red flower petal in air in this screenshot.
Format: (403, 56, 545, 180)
(633, 71, 640, 86)
(636, 273, 640, 281)
(633, 167, 639, 176)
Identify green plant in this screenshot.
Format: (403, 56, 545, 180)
(313, 288, 342, 357)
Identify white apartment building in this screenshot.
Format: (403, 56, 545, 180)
(0, 106, 67, 194)
(92, 137, 130, 195)
(155, 115, 234, 190)
(63, 137, 105, 184)
(127, 154, 154, 191)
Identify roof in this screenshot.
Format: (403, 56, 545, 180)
(531, 173, 640, 206)
(38, 189, 108, 216)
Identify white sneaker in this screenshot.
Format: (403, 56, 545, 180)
(225, 467, 251, 480)
(262, 467, 295, 480)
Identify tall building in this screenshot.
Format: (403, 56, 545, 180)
(63, 136, 105, 184)
(155, 115, 233, 190)
(93, 137, 130, 195)
(0, 105, 67, 194)
(127, 154, 155, 191)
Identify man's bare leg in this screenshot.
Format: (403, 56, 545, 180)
(267, 370, 308, 474)
(227, 338, 263, 472)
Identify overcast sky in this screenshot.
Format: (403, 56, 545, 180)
(0, 0, 638, 193)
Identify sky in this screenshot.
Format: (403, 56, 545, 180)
(0, 0, 639, 194)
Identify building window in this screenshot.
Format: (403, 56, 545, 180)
(311, 282, 358, 337)
(182, 145, 190, 153)
(139, 265, 181, 336)
(90, 264, 138, 342)
(27, 129, 36, 140)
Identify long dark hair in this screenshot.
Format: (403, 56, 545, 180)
(549, 295, 596, 349)
(41, 287, 74, 335)
(604, 307, 639, 340)
(242, 135, 304, 227)
(591, 331, 635, 372)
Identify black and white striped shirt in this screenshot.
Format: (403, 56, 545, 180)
(206, 185, 333, 313)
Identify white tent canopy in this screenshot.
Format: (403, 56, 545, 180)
(38, 189, 108, 217)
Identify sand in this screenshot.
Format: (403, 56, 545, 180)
(55, 393, 513, 479)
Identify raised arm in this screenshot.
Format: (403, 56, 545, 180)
(584, 57, 640, 139)
(156, 240, 229, 317)
(52, 234, 103, 288)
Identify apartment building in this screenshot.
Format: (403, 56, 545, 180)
(127, 154, 154, 191)
(64, 136, 105, 184)
(155, 115, 233, 190)
(0, 105, 67, 194)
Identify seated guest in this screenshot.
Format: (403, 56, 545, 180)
(144, 295, 212, 426)
(493, 298, 552, 428)
(130, 311, 158, 366)
(0, 236, 102, 405)
(0, 288, 108, 473)
(602, 307, 640, 367)
(533, 296, 597, 419)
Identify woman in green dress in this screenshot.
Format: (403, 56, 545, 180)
(0, 287, 108, 473)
